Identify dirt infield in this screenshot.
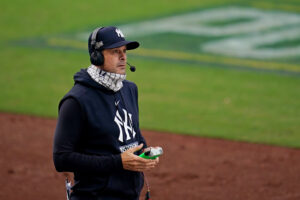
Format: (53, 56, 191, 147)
(1, 112, 300, 200)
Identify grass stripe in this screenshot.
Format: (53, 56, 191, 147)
(47, 37, 300, 73)
(133, 48, 300, 73)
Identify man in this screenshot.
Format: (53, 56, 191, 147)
(53, 26, 159, 200)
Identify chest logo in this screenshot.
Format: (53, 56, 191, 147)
(114, 109, 136, 142)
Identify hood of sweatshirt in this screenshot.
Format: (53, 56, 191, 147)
(73, 68, 110, 91)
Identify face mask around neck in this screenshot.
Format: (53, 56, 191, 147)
(87, 65, 126, 92)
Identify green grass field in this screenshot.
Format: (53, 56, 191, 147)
(1, 0, 300, 147)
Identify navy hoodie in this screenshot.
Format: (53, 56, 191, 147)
(53, 69, 147, 200)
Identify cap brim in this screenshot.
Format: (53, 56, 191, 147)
(105, 40, 139, 50)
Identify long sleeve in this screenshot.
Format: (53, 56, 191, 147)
(134, 84, 147, 148)
(53, 98, 123, 175)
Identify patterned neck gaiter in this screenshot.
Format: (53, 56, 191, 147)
(87, 65, 126, 92)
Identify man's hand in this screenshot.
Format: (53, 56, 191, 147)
(121, 144, 159, 172)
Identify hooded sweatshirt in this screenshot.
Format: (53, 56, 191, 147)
(53, 69, 147, 200)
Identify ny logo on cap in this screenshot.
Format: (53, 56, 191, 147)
(115, 29, 124, 38)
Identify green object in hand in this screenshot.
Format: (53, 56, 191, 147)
(139, 147, 163, 159)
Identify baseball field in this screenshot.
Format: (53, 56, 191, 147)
(1, 0, 300, 199)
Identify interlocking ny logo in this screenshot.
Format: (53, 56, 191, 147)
(115, 28, 124, 38)
(114, 109, 136, 142)
(118, 7, 300, 59)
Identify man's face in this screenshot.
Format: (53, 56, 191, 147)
(101, 45, 127, 74)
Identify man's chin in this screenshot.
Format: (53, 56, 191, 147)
(116, 67, 126, 75)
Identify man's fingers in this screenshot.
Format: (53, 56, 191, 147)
(121, 145, 160, 172)
(136, 157, 158, 167)
(135, 155, 159, 166)
(126, 160, 157, 171)
(129, 156, 157, 165)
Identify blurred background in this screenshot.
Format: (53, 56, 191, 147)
(0, 0, 300, 199)
(1, 0, 299, 146)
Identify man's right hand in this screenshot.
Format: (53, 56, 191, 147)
(121, 144, 159, 172)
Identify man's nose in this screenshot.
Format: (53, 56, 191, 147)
(120, 52, 126, 60)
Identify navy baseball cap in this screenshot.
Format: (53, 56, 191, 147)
(88, 26, 139, 55)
